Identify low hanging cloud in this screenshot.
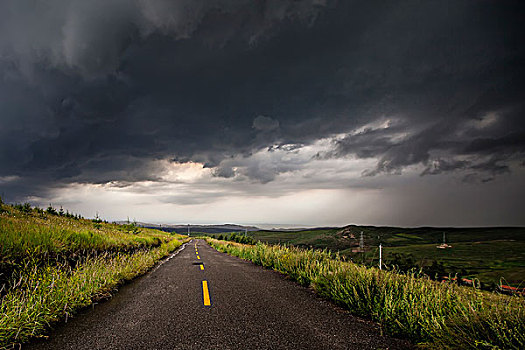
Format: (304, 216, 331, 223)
(0, 0, 328, 76)
(253, 115, 280, 132)
(0, 0, 523, 207)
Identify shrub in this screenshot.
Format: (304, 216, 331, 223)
(46, 206, 57, 215)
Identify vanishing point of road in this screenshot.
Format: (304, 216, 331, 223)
(27, 240, 412, 349)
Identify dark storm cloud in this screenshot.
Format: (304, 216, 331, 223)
(253, 115, 279, 132)
(327, 106, 525, 179)
(0, 0, 524, 201)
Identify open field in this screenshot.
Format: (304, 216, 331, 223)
(208, 238, 525, 349)
(0, 201, 188, 348)
(208, 226, 525, 287)
(387, 240, 525, 287)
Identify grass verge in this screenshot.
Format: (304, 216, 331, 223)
(207, 239, 525, 349)
(0, 202, 188, 349)
(0, 239, 185, 349)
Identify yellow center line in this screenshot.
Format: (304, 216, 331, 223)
(197, 255, 200, 259)
(200, 264, 204, 270)
(202, 280, 211, 306)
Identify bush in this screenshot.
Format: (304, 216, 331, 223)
(23, 203, 32, 213)
(120, 221, 141, 234)
(34, 207, 44, 215)
(46, 206, 58, 215)
(223, 232, 256, 245)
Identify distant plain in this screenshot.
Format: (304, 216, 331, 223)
(208, 226, 525, 287)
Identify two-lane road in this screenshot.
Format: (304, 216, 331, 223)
(26, 240, 412, 349)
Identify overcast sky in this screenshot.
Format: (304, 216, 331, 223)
(1, 0, 524, 227)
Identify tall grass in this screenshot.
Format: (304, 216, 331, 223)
(0, 202, 188, 349)
(208, 239, 525, 349)
(0, 206, 169, 264)
(0, 239, 183, 348)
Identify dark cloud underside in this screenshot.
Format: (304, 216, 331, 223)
(0, 0, 524, 207)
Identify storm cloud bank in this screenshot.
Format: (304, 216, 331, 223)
(0, 1, 524, 224)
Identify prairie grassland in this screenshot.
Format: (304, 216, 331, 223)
(208, 239, 525, 349)
(242, 227, 525, 287)
(0, 202, 187, 348)
(0, 204, 171, 265)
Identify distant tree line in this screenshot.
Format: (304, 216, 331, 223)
(1, 199, 86, 221)
(216, 232, 256, 245)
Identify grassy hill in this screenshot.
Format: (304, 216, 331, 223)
(0, 200, 188, 348)
(213, 226, 525, 288)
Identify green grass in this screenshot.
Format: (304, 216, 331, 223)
(0, 205, 169, 262)
(208, 239, 525, 349)
(241, 226, 525, 287)
(0, 202, 188, 349)
(387, 241, 525, 286)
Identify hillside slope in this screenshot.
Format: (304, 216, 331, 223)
(0, 201, 188, 348)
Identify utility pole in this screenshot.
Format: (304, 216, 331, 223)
(359, 231, 365, 264)
(187, 224, 190, 236)
(379, 243, 382, 270)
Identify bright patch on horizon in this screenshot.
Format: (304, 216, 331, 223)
(160, 161, 211, 182)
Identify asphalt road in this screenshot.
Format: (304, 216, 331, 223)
(26, 239, 412, 349)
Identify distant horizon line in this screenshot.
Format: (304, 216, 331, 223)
(117, 220, 525, 230)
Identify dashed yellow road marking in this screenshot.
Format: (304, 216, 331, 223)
(202, 280, 211, 306)
(197, 255, 200, 260)
(200, 264, 204, 270)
